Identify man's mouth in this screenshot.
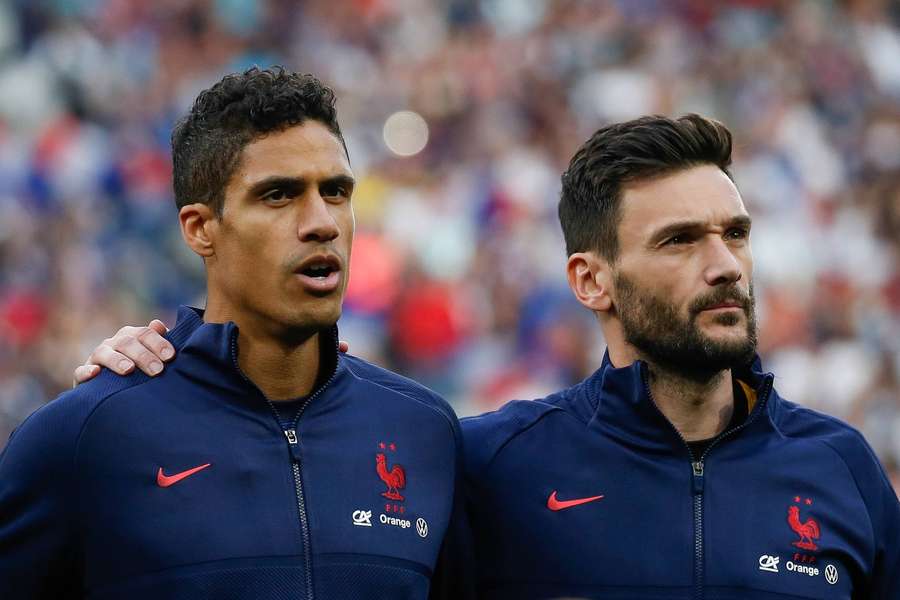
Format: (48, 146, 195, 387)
(701, 301, 743, 311)
(293, 255, 342, 293)
(300, 262, 338, 279)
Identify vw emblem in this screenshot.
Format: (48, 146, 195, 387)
(416, 518, 428, 538)
(824, 564, 838, 585)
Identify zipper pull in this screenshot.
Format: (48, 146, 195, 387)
(284, 429, 302, 462)
(691, 461, 705, 495)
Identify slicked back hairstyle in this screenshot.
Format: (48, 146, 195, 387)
(171, 66, 346, 215)
(559, 114, 734, 261)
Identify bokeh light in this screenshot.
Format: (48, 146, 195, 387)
(382, 110, 429, 157)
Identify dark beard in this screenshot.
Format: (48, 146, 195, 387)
(614, 272, 758, 382)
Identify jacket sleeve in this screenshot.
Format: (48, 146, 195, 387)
(427, 410, 476, 600)
(867, 454, 900, 599)
(0, 392, 86, 598)
(427, 480, 476, 600)
(825, 427, 900, 599)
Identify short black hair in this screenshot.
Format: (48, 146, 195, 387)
(171, 66, 345, 214)
(559, 114, 734, 261)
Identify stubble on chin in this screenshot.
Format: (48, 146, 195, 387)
(614, 272, 758, 380)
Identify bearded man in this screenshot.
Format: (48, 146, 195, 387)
(461, 115, 899, 599)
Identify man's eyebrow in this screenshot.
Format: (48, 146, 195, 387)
(729, 214, 753, 229)
(246, 176, 305, 197)
(321, 174, 356, 190)
(245, 174, 356, 197)
(650, 215, 753, 243)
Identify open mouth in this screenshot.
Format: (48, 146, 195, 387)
(300, 262, 337, 279)
(293, 254, 342, 294)
(295, 254, 341, 277)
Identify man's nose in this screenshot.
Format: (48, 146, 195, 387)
(702, 237, 742, 286)
(297, 194, 339, 243)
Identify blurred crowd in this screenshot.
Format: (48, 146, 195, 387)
(0, 0, 898, 489)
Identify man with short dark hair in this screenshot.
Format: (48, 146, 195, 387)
(463, 114, 899, 598)
(67, 114, 900, 597)
(0, 67, 469, 600)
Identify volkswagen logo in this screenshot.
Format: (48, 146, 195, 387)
(416, 518, 428, 538)
(824, 564, 838, 585)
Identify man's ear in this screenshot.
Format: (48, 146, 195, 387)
(566, 251, 613, 313)
(179, 203, 217, 258)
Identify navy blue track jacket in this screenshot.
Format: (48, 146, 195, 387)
(0, 306, 470, 599)
(463, 353, 900, 599)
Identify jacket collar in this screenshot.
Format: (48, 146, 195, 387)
(582, 350, 775, 453)
(168, 305, 344, 400)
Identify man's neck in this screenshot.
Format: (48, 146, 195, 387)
(235, 327, 321, 401)
(645, 362, 735, 442)
(204, 302, 322, 401)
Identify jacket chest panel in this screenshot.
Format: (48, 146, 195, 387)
(702, 444, 866, 599)
(297, 405, 455, 570)
(473, 418, 869, 598)
(473, 426, 696, 587)
(76, 416, 300, 587)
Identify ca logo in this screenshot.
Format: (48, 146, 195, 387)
(758, 554, 779, 573)
(352, 509, 373, 527)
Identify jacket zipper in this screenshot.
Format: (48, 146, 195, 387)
(230, 330, 340, 600)
(641, 366, 774, 600)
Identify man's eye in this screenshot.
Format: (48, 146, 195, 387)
(262, 189, 289, 203)
(665, 234, 689, 245)
(726, 228, 749, 240)
(321, 183, 349, 198)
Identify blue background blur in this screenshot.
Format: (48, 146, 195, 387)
(0, 0, 898, 490)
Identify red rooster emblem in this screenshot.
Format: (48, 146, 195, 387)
(376, 453, 406, 501)
(788, 505, 820, 551)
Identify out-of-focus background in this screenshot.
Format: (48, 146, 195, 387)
(0, 0, 897, 488)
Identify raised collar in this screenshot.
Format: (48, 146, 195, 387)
(168, 305, 344, 400)
(581, 351, 775, 453)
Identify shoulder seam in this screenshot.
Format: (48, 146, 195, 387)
(17, 375, 156, 547)
(71, 375, 157, 468)
(774, 407, 878, 553)
(818, 436, 878, 556)
(479, 405, 563, 479)
(343, 360, 458, 447)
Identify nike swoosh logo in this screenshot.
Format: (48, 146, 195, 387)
(157, 463, 211, 488)
(547, 490, 604, 511)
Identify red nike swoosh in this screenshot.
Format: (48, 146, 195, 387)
(547, 490, 604, 511)
(157, 463, 211, 488)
